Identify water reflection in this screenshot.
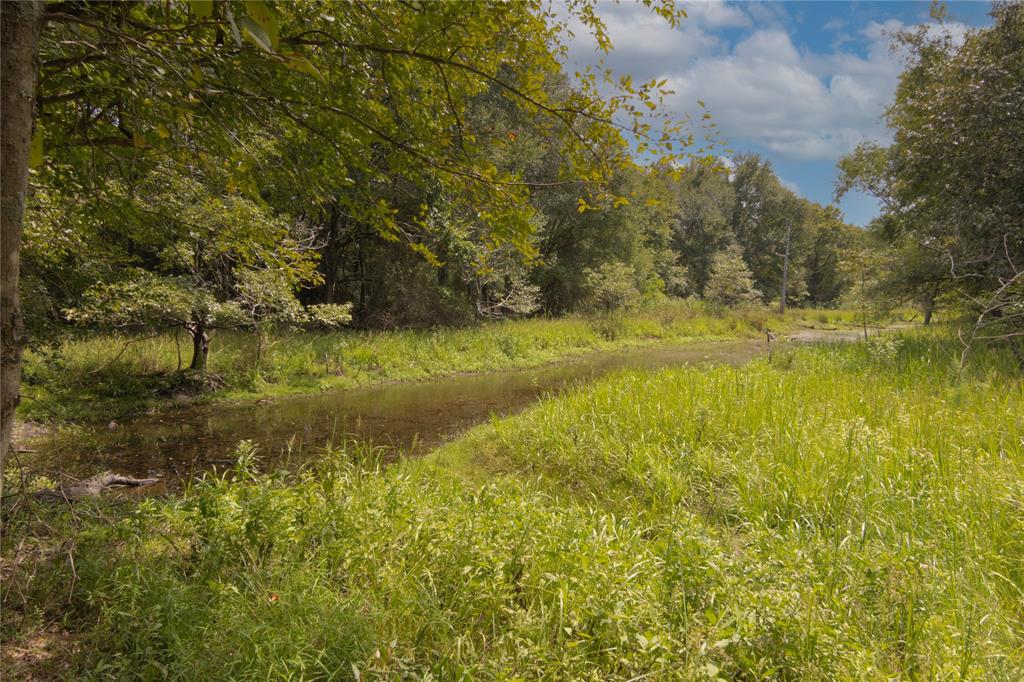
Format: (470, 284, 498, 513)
(33, 333, 857, 481)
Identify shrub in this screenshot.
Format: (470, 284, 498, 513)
(705, 244, 762, 306)
(582, 261, 641, 313)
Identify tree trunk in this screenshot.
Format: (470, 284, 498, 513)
(188, 319, 210, 372)
(860, 268, 869, 341)
(255, 329, 267, 367)
(319, 204, 342, 304)
(779, 222, 792, 315)
(922, 282, 939, 325)
(1, 0, 44, 501)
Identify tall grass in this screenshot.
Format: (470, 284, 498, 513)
(19, 303, 879, 422)
(4, 331, 1020, 679)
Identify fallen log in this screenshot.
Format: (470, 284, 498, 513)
(34, 472, 160, 503)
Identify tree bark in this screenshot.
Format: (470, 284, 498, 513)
(779, 222, 792, 315)
(923, 282, 939, 325)
(188, 319, 210, 372)
(1, 0, 44, 502)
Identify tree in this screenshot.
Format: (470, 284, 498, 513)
(1, 1, 713, 478)
(705, 244, 761, 307)
(840, 231, 888, 341)
(671, 161, 736, 296)
(531, 162, 684, 313)
(803, 204, 855, 307)
(836, 3, 1024, 353)
(52, 155, 331, 372)
(582, 261, 641, 314)
(730, 154, 809, 306)
(1, 0, 44, 499)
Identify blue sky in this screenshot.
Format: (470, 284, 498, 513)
(561, 1, 995, 225)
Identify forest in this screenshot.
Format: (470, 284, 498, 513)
(1, 0, 1022, 679)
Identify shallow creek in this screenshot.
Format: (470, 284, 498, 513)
(29, 331, 861, 484)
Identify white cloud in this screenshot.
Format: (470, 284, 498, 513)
(683, 0, 752, 29)
(862, 18, 971, 48)
(666, 22, 919, 160)
(557, 1, 963, 163)
(560, 1, 729, 80)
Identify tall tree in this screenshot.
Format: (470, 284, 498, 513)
(730, 154, 807, 305)
(837, 3, 1024, 354)
(1, 0, 44, 499)
(671, 161, 736, 296)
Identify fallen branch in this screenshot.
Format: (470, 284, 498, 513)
(34, 472, 159, 503)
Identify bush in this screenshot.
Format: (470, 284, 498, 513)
(582, 261, 641, 313)
(705, 244, 762, 306)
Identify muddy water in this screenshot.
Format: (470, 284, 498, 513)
(32, 332, 859, 482)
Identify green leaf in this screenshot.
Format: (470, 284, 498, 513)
(245, 0, 279, 50)
(238, 16, 274, 54)
(189, 0, 214, 19)
(283, 52, 325, 83)
(29, 127, 44, 169)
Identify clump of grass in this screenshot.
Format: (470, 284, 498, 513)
(20, 303, 856, 423)
(4, 333, 1021, 679)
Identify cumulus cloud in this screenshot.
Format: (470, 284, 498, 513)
(560, 1, 731, 80)
(559, 1, 971, 162)
(683, 0, 752, 29)
(666, 23, 909, 160)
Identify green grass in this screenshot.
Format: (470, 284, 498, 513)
(18, 303, 880, 423)
(4, 331, 1021, 679)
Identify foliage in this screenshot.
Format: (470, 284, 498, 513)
(836, 2, 1024, 346)
(730, 155, 808, 302)
(582, 261, 642, 313)
(48, 159, 337, 370)
(25, 0, 712, 296)
(704, 244, 762, 306)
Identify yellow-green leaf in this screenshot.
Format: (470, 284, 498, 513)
(189, 0, 214, 19)
(283, 52, 325, 83)
(245, 0, 279, 50)
(29, 127, 43, 168)
(238, 16, 274, 54)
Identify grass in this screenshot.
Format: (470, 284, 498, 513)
(4, 330, 1021, 679)
(18, 303, 882, 423)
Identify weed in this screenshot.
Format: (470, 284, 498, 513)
(4, 333, 1021, 679)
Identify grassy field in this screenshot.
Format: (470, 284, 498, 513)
(18, 303, 876, 423)
(4, 330, 1020, 679)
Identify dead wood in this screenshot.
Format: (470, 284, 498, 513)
(33, 472, 159, 503)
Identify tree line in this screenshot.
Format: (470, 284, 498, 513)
(836, 1, 1023, 363)
(2, 0, 1021, 486)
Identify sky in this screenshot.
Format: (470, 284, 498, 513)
(559, 0, 995, 226)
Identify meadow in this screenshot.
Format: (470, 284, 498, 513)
(4, 330, 1020, 679)
(18, 303, 873, 423)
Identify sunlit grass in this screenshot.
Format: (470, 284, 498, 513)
(4, 331, 1019, 679)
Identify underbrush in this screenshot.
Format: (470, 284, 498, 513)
(18, 303, 877, 423)
(4, 332, 1020, 679)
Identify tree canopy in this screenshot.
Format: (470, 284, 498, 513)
(837, 1, 1024, 356)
